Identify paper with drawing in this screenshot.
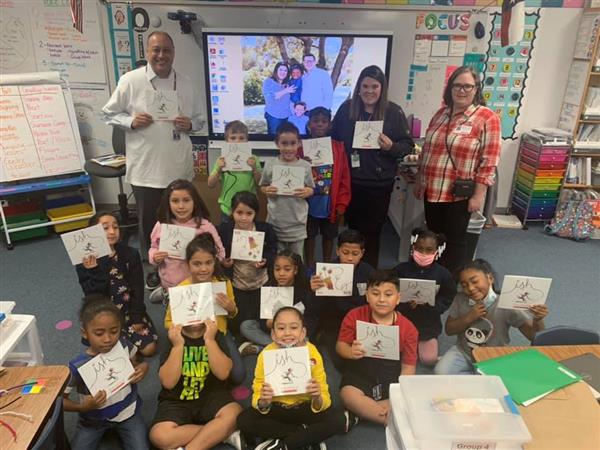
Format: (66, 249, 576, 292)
(221, 142, 253, 171)
(352, 121, 383, 149)
(145, 90, 178, 120)
(211, 281, 229, 316)
(231, 229, 265, 262)
(260, 287, 294, 319)
(498, 275, 552, 309)
(61, 224, 112, 265)
(356, 320, 400, 360)
(168, 283, 215, 325)
(302, 137, 333, 166)
(315, 263, 354, 297)
(264, 346, 311, 396)
(159, 224, 196, 259)
(77, 341, 135, 398)
(272, 165, 305, 196)
(399, 278, 436, 306)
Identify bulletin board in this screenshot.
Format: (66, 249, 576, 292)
(481, 11, 540, 139)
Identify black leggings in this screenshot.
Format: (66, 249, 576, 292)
(424, 199, 471, 276)
(237, 403, 346, 449)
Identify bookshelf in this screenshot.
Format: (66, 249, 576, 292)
(558, 9, 600, 190)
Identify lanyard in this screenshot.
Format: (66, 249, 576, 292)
(147, 66, 177, 91)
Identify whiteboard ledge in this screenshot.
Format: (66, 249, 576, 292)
(0, 72, 63, 86)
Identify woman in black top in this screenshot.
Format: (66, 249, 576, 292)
(332, 65, 414, 267)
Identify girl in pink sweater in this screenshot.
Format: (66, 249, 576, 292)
(149, 179, 225, 304)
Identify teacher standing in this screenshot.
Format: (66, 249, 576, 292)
(263, 62, 296, 135)
(332, 65, 414, 267)
(102, 31, 203, 288)
(415, 66, 500, 275)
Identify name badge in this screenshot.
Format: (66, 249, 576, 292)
(351, 151, 360, 168)
(454, 125, 473, 135)
(172, 129, 181, 141)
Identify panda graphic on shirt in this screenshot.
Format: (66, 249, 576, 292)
(463, 317, 494, 349)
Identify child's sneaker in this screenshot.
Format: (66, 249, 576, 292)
(223, 429, 245, 450)
(239, 341, 260, 356)
(254, 438, 287, 450)
(145, 271, 161, 290)
(149, 287, 166, 304)
(344, 410, 359, 433)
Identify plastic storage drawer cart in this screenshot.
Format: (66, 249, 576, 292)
(509, 131, 572, 228)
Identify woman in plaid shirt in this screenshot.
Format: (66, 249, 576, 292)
(415, 66, 500, 276)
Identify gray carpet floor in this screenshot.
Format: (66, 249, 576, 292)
(1, 221, 599, 449)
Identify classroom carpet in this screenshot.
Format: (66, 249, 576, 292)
(1, 220, 599, 449)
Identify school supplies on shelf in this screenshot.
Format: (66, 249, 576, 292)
(475, 349, 582, 406)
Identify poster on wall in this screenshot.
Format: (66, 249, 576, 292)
(107, 3, 136, 82)
(482, 12, 540, 140)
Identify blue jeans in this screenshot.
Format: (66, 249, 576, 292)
(434, 345, 475, 375)
(265, 112, 286, 136)
(240, 320, 272, 347)
(71, 412, 149, 450)
(223, 332, 246, 385)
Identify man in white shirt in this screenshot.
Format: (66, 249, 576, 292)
(301, 53, 333, 112)
(102, 31, 203, 288)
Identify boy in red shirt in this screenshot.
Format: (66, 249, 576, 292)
(336, 269, 418, 426)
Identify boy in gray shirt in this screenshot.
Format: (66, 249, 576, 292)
(260, 122, 314, 258)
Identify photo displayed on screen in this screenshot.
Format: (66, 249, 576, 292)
(203, 32, 392, 139)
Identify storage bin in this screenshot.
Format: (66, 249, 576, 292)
(2, 200, 42, 216)
(466, 211, 486, 260)
(0, 212, 49, 242)
(46, 203, 93, 233)
(44, 195, 85, 210)
(396, 375, 531, 450)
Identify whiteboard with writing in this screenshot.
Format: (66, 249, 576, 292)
(0, 82, 85, 182)
(0, 1, 106, 84)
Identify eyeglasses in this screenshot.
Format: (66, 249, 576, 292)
(451, 83, 476, 93)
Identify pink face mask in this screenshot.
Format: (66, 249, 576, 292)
(412, 250, 436, 267)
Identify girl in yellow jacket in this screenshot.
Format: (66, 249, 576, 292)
(237, 306, 351, 450)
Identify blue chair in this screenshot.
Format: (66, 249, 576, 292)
(31, 396, 70, 450)
(532, 325, 600, 346)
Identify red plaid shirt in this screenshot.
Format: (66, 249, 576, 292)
(419, 104, 501, 202)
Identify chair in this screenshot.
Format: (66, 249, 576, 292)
(532, 325, 600, 346)
(84, 127, 137, 243)
(30, 397, 69, 450)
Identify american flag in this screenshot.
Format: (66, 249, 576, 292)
(70, 0, 83, 33)
(500, 0, 525, 47)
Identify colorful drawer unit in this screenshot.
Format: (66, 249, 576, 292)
(509, 131, 572, 228)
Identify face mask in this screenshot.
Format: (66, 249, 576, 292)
(468, 285, 497, 309)
(412, 250, 436, 267)
(275, 339, 300, 349)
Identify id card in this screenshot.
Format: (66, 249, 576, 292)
(172, 129, 181, 141)
(351, 152, 360, 168)
(454, 124, 472, 135)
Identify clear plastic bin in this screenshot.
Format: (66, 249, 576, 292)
(467, 211, 486, 235)
(397, 375, 531, 449)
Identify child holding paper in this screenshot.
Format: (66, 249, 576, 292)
(308, 229, 374, 362)
(148, 179, 225, 304)
(260, 122, 315, 258)
(237, 307, 348, 450)
(393, 228, 456, 366)
(76, 212, 157, 356)
(238, 250, 310, 356)
(337, 270, 418, 426)
(435, 259, 548, 375)
(164, 233, 245, 385)
(149, 321, 242, 450)
(64, 295, 149, 449)
(301, 107, 351, 268)
(207, 121, 262, 223)
(218, 191, 277, 333)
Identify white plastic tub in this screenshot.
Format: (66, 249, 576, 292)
(467, 211, 486, 235)
(396, 375, 531, 450)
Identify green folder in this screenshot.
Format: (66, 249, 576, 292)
(475, 349, 582, 405)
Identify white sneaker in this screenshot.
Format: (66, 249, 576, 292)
(224, 429, 243, 450)
(149, 286, 166, 304)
